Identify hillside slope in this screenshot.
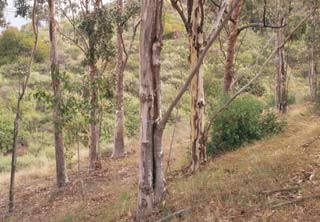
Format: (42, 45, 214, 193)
(1, 104, 320, 222)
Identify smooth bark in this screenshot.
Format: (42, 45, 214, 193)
(309, 44, 317, 101)
(49, 0, 68, 187)
(223, 0, 244, 92)
(88, 64, 101, 170)
(112, 0, 125, 158)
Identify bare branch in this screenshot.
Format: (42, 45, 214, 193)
(170, 0, 189, 32)
(237, 22, 287, 35)
(57, 28, 86, 53)
(57, 4, 89, 51)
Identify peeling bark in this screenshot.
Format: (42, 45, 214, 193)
(112, 0, 125, 158)
(137, 0, 165, 219)
(49, 0, 68, 187)
(188, 0, 206, 171)
(223, 0, 244, 93)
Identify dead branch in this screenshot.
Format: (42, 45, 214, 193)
(156, 207, 192, 222)
(301, 136, 320, 148)
(269, 194, 320, 209)
(260, 186, 300, 195)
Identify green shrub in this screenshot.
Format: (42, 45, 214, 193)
(208, 96, 285, 155)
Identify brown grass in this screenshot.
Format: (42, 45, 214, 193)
(1, 105, 320, 222)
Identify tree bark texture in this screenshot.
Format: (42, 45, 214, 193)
(188, 0, 206, 171)
(309, 42, 317, 102)
(275, 17, 288, 114)
(49, 0, 68, 187)
(137, 0, 165, 219)
(88, 64, 100, 170)
(223, 0, 244, 93)
(112, 0, 125, 158)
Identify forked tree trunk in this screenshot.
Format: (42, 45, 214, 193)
(112, 0, 125, 158)
(223, 0, 244, 93)
(88, 64, 100, 170)
(309, 45, 317, 101)
(188, 0, 206, 172)
(49, 0, 68, 187)
(137, 0, 165, 219)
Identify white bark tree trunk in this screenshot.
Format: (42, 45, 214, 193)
(137, 0, 165, 219)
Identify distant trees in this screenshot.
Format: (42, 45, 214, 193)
(0, 27, 49, 66)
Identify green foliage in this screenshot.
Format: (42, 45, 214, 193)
(0, 27, 49, 66)
(234, 75, 266, 97)
(208, 96, 285, 155)
(0, 112, 14, 153)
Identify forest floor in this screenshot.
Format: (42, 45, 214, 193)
(1, 104, 320, 222)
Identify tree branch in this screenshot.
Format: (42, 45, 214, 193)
(160, 0, 238, 128)
(203, 8, 316, 141)
(237, 22, 287, 35)
(170, 0, 189, 32)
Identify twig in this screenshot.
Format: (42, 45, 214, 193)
(260, 186, 300, 195)
(301, 136, 320, 148)
(165, 108, 179, 176)
(156, 207, 192, 222)
(269, 194, 320, 209)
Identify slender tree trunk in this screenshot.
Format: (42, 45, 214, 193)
(88, 63, 100, 170)
(9, 102, 21, 213)
(309, 45, 317, 101)
(8, 1, 39, 212)
(277, 17, 288, 114)
(188, 0, 206, 172)
(112, 0, 125, 158)
(223, 0, 244, 93)
(49, 0, 68, 187)
(137, 0, 165, 219)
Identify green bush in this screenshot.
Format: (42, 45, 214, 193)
(208, 96, 285, 155)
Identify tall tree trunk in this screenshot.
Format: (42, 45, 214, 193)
(223, 0, 244, 93)
(112, 0, 125, 158)
(309, 45, 317, 102)
(137, 0, 165, 219)
(188, 0, 206, 171)
(49, 0, 68, 187)
(276, 17, 288, 114)
(88, 63, 100, 170)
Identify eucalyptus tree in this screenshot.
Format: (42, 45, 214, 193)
(170, 0, 207, 171)
(58, 0, 115, 170)
(137, 0, 238, 218)
(112, 0, 140, 158)
(49, 0, 68, 187)
(8, 0, 39, 212)
(0, 0, 6, 27)
(305, 0, 320, 101)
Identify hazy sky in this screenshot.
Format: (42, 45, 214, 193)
(3, 0, 30, 29)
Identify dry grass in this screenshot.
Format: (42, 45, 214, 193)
(1, 105, 320, 222)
